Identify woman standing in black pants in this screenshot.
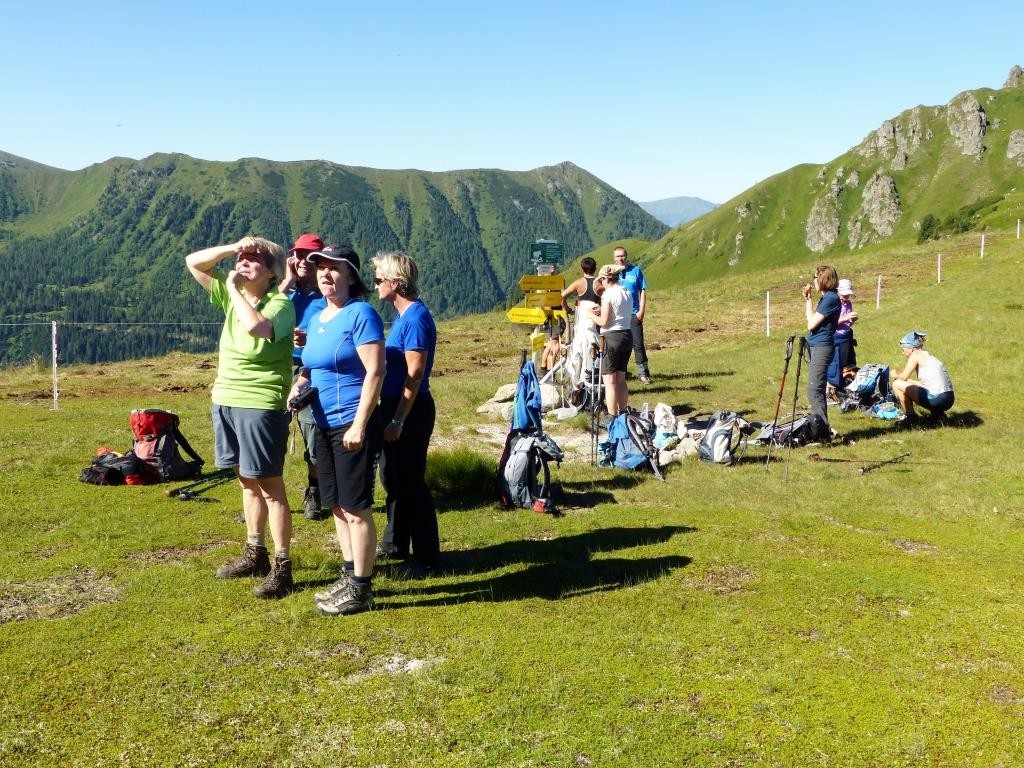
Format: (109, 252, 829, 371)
(803, 265, 841, 439)
(372, 251, 440, 577)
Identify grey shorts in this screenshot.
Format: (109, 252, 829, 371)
(212, 404, 289, 478)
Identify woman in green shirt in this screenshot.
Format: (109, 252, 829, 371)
(186, 236, 296, 599)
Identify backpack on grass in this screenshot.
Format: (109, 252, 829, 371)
(840, 364, 890, 412)
(80, 450, 144, 486)
(130, 409, 204, 483)
(497, 431, 564, 513)
(753, 413, 828, 448)
(697, 410, 755, 465)
(598, 410, 663, 479)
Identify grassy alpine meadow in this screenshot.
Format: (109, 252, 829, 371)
(2, 231, 1023, 767)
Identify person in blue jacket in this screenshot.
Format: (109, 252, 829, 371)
(290, 244, 384, 616)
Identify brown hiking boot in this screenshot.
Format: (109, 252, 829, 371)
(253, 556, 294, 599)
(215, 543, 271, 579)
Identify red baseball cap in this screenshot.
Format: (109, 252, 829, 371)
(290, 233, 324, 253)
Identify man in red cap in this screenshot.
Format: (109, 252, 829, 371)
(281, 233, 329, 519)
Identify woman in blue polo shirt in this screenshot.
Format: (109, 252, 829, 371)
(291, 244, 384, 617)
(803, 265, 841, 438)
(372, 251, 440, 577)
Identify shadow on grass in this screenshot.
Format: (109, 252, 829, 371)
(838, 409, 982, 443)
(381, 525, 695, 605)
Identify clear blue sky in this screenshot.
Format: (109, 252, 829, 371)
(3, 1, 1021, 204)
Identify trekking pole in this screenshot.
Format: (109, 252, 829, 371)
(765, 334, 796, 469)
(784, 336, 808, 481)
(166, 469, 235, 498)
(858, 452, 912, 475)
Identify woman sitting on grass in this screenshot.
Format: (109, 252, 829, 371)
(891, 330, 955, 425)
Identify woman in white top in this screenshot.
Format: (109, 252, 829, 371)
(891, 330, 955, 424)
(590, 263, 632, 415)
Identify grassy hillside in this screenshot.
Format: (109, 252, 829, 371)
(0, 153, 666, 365)
(1, 229, 1022, 766)
(632, 78, 1024, 288)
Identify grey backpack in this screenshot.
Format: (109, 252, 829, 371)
(697, 410, 753, 465)
(497, 432, 564, 513)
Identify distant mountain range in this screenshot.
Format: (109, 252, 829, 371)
(634, 66, 1024, 288)
(638, 196, 718, 227)
(0, 154, 667, 364)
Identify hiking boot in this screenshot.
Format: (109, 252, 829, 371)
(638, 375, 651, 385)
(314, 572, 352, 603)
(215, 543, 271, 579)
(375, 544, 402, 560)
(303, 487, 328, 520)
(253, 556, 294, 599)
(316, 581, 374, 616)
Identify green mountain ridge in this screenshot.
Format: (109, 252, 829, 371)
(632, 68, 1024, 288)
(0, 154, 667, 364)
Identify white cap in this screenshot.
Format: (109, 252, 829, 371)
(837, 279, 854, 296)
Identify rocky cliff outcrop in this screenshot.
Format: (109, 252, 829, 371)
(857, 107, 927, 169)
(1005, 65, 1023, 88)
(946, 92, 987, 158)
(805, 183, 841, 253)
(848, 171, 900, 249)
(1008, 129, 1024, 166)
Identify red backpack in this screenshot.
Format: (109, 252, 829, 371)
(130, 409, 205, 483)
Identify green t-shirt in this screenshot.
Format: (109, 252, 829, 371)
(210, 273, 296, 410)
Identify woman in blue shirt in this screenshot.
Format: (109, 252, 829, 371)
(372, 251, 440, 577)
(291, 244, 384, 616)
(803, 265, 841, 438)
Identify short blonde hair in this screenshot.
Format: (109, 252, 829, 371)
(370, 251, 420, 299)
(253, 237, 287, 285)
(597, 263, 624, 282)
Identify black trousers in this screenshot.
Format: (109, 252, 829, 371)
(378, 393, 439, 567)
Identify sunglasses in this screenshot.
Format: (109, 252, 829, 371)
(373, 277, 391, 286)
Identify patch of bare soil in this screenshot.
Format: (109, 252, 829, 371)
(124, 541, 230, 565)
(0, 567, 122, 624)
(990, 683, 1023, 704)
(893, 538, 937, 554)
(690, 565, 754, 595)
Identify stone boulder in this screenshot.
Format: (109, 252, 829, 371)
(1005, 65, 1023, 88)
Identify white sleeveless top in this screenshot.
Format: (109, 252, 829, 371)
(918, 352, 952, 394)
(601, 284, 631, 334)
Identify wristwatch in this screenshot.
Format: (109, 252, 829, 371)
(390, 419, 404, 428)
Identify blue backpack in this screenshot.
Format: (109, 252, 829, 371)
(599, 411, 663, 479)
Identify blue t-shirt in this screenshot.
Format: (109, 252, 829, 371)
(382, 301, 436, 397)
(301, 300, 384, 428)
(807, 290, 841, 347)
(288, 288, 327, 358)
(618, 264, 647, 316)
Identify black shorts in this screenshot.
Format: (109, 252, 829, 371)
(314, 409, 383, 512)
(601, 330, 633, 374)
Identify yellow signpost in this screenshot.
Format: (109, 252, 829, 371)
(506, 306, 551, 325)
(529, 330, 546, 353)
(518, 274, 564, 292)
(522, 290, 564, 308)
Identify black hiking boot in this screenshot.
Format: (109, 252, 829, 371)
(316, 581, 374, 616)
(303, 486, 328, 520)
(215, 543, 271, 579)
(253, 556, 294, 599)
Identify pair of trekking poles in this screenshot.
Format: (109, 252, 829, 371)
(765, 334, 808, 479)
